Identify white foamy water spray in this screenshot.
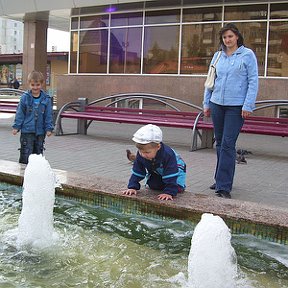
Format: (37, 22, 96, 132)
(187, 213, 237, 288)
(17, 154, 60, 248)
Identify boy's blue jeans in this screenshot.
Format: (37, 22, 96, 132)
(19, 133, 45, 164)
(210, 102, 244, 192)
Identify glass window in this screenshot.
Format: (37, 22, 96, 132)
(231, 22, 266, 76)
(80, 15, 109, 29)
(70, 32, 78, 73)
(79, 30, 108, 73)
(183, 7, 222, 22)
(146, 0, 181, 9)
(111, 12, 143, 27)
(181, 24, 221, 74)
(225, 4, 268, 21)
(143, 26, 179, 74)
(145, 10, 180, 25)
(270, 4, 288, 19)
(267, 22, 288, 77)
(109, 27, 142, 74)
(71, 17, 79, 30)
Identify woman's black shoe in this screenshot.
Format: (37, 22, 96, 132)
(216, 190, 231, 199)
(209, 183, 216, 190)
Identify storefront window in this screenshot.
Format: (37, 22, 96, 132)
(229, 22, 266, 76)
(145, 10, 180, 24)
(70, 2, 288, 78)
(143, 25, 179, 74)
(80, 15, 109, 29)
(109, 27, 142, 73)
(71, 17, 79, 30)
(268, 21, 288, 77)
(270, 3, 288, 19)
(70, 31, 78, 73)
(79, 30, 108, 73)
(111, 12, 143, 26)
(183, 7, 222, 22)
(224, 4, 268, 21)
(181, 23, 221, 74)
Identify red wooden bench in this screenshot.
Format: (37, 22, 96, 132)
(54, 94, 288, 151)
(0, 100, 19, 113)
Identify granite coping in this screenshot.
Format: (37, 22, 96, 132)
(1, 159, 288, 232)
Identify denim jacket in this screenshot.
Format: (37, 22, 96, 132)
(12, 90, 54, 135)
(203, 45, 259, 112)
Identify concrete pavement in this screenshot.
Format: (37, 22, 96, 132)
(0, 114, 287, 211)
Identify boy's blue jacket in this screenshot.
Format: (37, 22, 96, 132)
(12, 90, 54, 135)
(128, 143, 186, 196)
(203, 45, 258, 112)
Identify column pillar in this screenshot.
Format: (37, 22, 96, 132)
(22, 18, 48, 89)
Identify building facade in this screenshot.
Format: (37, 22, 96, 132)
(0, 18, 23, 54)
(56, 0, 288, 116)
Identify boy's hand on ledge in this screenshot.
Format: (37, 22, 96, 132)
(122, 189, 137, 196)
(46, 131, 52, 137)
(157, 193, 173, 201)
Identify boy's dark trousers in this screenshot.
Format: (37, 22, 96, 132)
(19, 133, 45, 164)
(146, 173, 184, 193)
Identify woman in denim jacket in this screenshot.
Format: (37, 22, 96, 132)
(203, 23, 259, 199)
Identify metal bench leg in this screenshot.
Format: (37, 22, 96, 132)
(201, 129, 214, 149)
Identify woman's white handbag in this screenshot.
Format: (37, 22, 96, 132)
(204, 51, 222, 90)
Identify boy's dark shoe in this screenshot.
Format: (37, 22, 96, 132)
(209, 183, 216, 190)
(216, 190, 231, 199)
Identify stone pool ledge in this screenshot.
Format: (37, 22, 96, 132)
(0, 159, 287, 244)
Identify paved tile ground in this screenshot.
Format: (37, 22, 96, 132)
(1, 114, 287, 210)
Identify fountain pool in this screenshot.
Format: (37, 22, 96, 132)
(0, 182, 288, 287)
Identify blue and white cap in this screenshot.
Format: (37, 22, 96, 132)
(132, 124, 162, 144)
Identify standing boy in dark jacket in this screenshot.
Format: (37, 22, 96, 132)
(122, 124, 186, 201)
(12, 71, 53, 164)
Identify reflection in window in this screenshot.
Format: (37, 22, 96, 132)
(109, 28, 142, 73)
(231, 22, 266, 76)
(79, 30, 108, 73)
(71, 17, 79, 30)
(143, 26, 179, 74)
(70, 32, 78, 73)
(270, 3, 288, 19)
(111, 12, 143, 26)
(268, 22, 288, 77)
(181, 24, 221, 74)
(224, 5, 267, 21)
(145, 10, 180, 24)
(80, 15, 109, 29)
(183, 7, 222, 22)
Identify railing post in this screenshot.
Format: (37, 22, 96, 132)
(77, 97, 88, 135)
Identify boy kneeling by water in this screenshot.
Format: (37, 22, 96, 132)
(122, 124, 186, 201)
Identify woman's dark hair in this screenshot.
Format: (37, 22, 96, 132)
(219, 23, 244, 48)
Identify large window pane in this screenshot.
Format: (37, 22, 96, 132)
(183, 7, 222, 22)
(79, 30, 108, 73)
(270, 3, 288, 19)
(232, 22, 266, 76)
(268, 22, 288, 77)
(109, 28, 142, 73)
(71, 17, 79, 30)
(181, 24, 221, 74)
(143, 26, 179, 74)
(111, 12, 143, 26)
(145, 10, 180, 24)
(70, 32, 78, 73)
(225, 4, 267, 21)
(80, 15, 109, 29)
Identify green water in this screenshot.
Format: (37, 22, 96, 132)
(0, 183, 288, 288)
